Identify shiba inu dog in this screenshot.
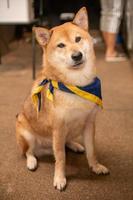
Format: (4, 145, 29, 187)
(16, 7, 109, 191)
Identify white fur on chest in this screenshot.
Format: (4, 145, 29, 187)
(54, 89, 96, 116)
(53, 89, 98, 138)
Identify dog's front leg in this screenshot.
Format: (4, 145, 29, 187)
(83, 119, 109, 175)
(53, 128, 66, 191)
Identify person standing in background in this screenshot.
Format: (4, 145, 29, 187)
(100, 0, 131, 62)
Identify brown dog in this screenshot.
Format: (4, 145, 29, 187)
(16, 7, 109, 191)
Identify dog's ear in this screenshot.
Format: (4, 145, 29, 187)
(33, 27, 50, 46)
(73, 7, 89, 31)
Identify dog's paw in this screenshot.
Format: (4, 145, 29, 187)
(54, 176, 67, 191)
(66, 142, 85, 153)
(91, 163, 109, 175)
(27, 156, 37, 171)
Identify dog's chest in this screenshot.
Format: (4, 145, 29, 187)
(53, 90, 97, 136)
(54, 88, 96, 113)
(64, 108, 89, 136)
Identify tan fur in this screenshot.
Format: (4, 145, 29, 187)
(16, 7, 109, 190)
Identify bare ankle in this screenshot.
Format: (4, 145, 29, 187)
(106, 50, 117, 57)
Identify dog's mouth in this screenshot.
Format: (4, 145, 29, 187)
(71, 61, 84, 69)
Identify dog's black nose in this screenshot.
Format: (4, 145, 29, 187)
(71, 52, 83, 62)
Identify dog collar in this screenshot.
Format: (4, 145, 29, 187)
(32, 77, 103, 113)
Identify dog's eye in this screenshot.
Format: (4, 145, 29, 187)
(75, 36, 81, 43)
(57, 43, 65, 48)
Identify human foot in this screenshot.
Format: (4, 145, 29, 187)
(105, 52, 127, 62)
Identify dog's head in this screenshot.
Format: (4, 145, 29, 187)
(34, 7, 96, 86)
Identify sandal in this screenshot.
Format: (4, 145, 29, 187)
(105, 53, 127, 62)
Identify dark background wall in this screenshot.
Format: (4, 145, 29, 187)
(35, 0, 101, 28)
